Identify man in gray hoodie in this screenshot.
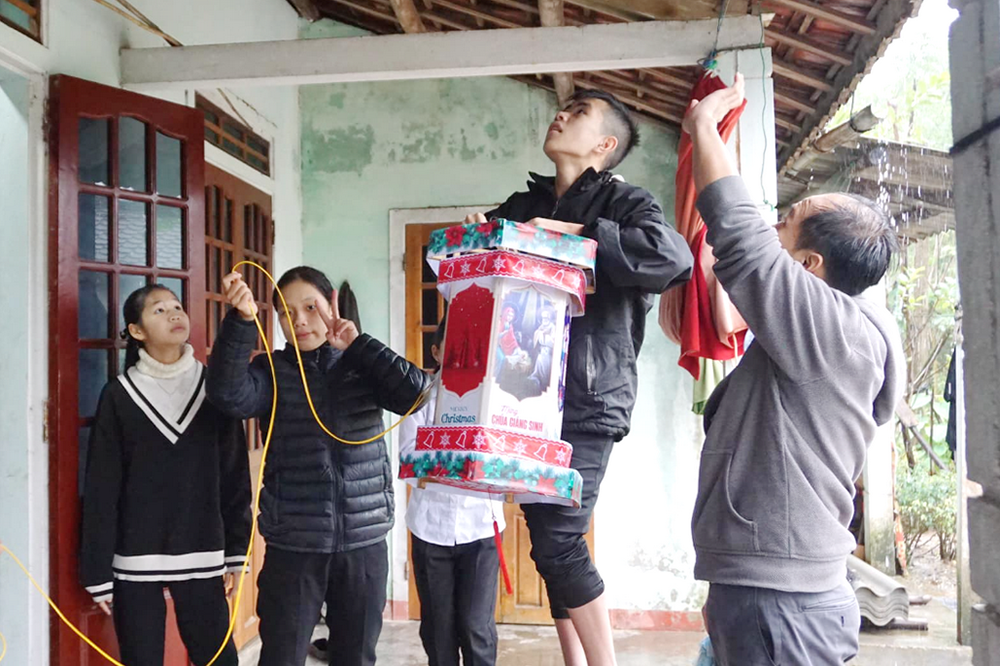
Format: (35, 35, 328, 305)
(685, 75, 905, 665)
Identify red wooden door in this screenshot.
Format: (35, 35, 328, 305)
(48, 75, 206, 666)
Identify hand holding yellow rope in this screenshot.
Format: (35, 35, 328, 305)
(0, 261, 428, 666)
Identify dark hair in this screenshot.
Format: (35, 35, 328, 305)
(430, 313, 447, 370)
(121, 284, 180, 370)
(796, 194, 898, 296)
(272, 266, 335, 310)
(568, 89, 640, 170)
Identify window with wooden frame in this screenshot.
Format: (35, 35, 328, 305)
(1, 0, 41, 42)
(196, 94, 271, 176)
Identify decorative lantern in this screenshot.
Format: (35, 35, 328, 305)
(399, 219, 597, 507)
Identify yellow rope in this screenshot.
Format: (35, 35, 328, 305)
(0, 544, 125, 666)
(0, 260, 427, 665)
(235, 260, 428, 446)
(0, 625, 6, 662)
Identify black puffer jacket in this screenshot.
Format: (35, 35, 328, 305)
(206, 311, 429, 553)
(488, 169, 692, 439)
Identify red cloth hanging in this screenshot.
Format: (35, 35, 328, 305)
(660, 71, 749, 380)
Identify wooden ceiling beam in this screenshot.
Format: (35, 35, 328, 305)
(287, 0, 322, 20)
(778, 0, 917, 172)
(773, 113, 801, 133)
(772, 59, 833, 91)
(539, 0, 576, 106)
(429, 0, 522, 28)
(591, 71, 688, 110)
(575, 78, 684, 124)
(564, 0, 748, 22)
(763, 0, 876, 35)
(487, 0, 540, 14)
(388, 0, 427, 32)
(765, 28, 852, 66)
(639, 67, 695, 91)
(774, 90, 815, 115)
(325, 0, 400, 25)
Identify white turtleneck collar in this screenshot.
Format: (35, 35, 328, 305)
(121, 343, 207, 444)
(136, 343, 196, 379)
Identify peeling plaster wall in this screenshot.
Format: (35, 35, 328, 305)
(300, 20, 706, 616)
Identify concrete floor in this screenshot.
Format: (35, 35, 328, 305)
(238, 599, 973, 666)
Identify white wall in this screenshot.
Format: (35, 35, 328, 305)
(0, 67, 35, 666)
(0, 2, 303, 662)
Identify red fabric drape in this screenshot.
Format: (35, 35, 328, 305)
(660, 71, 749, 380)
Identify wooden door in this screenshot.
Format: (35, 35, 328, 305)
(402, 221, 594, 625)
(203, 164, 274, 648)
(48, 75, 205, 665)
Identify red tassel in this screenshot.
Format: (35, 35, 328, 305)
(494, 519, 513, 595)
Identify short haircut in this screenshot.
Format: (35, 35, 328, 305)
(569, 90, 640, 170)
(796, 194, 898, 296)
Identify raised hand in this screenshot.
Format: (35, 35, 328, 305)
(681, 72, 746, 135)
(316, 291, 359, 351)
(222, 272, 258, 321)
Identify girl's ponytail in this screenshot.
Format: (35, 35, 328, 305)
(121, 327, 142, 371)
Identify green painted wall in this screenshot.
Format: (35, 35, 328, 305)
(300, 20, 706, 612)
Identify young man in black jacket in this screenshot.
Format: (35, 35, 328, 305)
(466, 90, 693, 665)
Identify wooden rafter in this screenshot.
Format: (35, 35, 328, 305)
(287, 0, 322, 20)
(774, 89, 816, 114)
(773, 113, 801, 132)
(575, 77, 684, 124)
(772, 59, 833, 91)
(539, 0, 576, 106)
(765, 28, 852, 66)
(777, 0, 917, 172)
(432, 0, 522, 28)
(763, 0, 877, 35)
(388, 0, 427, 32)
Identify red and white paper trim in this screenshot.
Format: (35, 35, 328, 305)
(416, 425, 574, 468)
(437, 250, 587, 314)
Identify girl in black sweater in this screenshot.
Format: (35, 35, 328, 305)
(80, 284, 251, 666)
(207, 266, 429, 666)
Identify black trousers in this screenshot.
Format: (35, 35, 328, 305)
(112, 577, 237, 666)
(521, 431, 614, 619)
(411, 534, 500, 666)
(257, 540, 388, 666)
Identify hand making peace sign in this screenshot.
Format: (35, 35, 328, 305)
(316, 291, 359, 351)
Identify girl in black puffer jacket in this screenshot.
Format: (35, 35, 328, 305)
(206, 266, 429, 666)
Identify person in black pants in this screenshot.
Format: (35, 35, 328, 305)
(465, 91, 692, 665)
(80, 284, 251, 666)
(207, 266, 430, 666)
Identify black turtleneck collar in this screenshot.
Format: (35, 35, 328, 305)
(526, 168, 614, 199)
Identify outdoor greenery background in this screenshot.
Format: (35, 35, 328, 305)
(828, 0, 960, 563)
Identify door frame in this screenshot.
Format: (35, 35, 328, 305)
(387, 205, 496, 618)
(47, 74, 207, 666)
(0, 45, 52, 666)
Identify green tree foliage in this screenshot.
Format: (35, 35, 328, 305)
(896, 463, 957, 561)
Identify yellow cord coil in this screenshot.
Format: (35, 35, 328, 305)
(0, 260, 428, 666)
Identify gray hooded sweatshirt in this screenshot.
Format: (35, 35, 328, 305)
(691, 176, 904, 594)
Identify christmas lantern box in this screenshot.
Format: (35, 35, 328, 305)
(399, 219, 597, 508)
